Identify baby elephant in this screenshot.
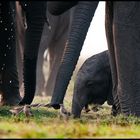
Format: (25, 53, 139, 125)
(72, 50, 115, 118)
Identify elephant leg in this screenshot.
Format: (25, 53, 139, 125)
(15, 1, 25, 95)
(44, 9, 72, 96)
(105, 2, 121, 114)
(113, 25, 140, 116)
(45, 29, 70, 96)
(0, 64, 21, 106)
(0, 2, 21, 105)
(19, 1, 47, 105)
(36, 40, 46, 96)
(112, 2, 140, 116)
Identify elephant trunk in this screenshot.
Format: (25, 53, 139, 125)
(50, 1, 99, 109)
(20, 56, 37, 104)
(72, 86, 87, 118)
(72, 97, 83, 118)
(19, 2, 46, 105)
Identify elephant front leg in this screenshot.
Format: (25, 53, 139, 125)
(112, 1, 140, 116)
(105, 1, 121, 115)
(19, 2, 47, 105)
(0, 65, 21, 106)
(113, 23, 140, 116)
(0, 2, 21, 106)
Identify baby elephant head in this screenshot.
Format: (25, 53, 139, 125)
(72, 50, 114, 118)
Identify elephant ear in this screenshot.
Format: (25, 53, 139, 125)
(47, 1, 78, 15)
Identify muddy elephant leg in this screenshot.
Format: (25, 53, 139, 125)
(19, 1, 47, 105)
(0, 2, 21, 105)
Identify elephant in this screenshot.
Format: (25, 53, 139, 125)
(47, 1, 140, 117)
(18, 1, 74, 105)
(72, 50, 115, 117)
(0, 2, 21, 105)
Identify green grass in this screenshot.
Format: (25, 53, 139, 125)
(0, 95, 140, 138)
(0, 79, 140, 138)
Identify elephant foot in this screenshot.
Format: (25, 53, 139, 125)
(49, 102, 61, 109)
(0, 91, 22, 106)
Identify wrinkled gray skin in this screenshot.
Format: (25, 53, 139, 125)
(43, 7, 74, 96)
(72, 50, 114, 117)
(48, 1, 140, 117)
(15, 2, 73, 96)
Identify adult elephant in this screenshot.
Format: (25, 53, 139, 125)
(47, 1, 140, 117)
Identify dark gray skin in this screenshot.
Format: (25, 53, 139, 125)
(44, 7, 74, 96)
(16, 3, 74, 97)
(48, 1, 140, 117)
(0, 1, 72, 106)
(19, 1, 47, 105)
(17, 1, 74, 105)
(15, 2, 46, 96)
(72, 50, 114, 118)
(0, 2, 21, 105)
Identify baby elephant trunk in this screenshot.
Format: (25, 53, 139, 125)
(72, 97, 83, 118)
(72, 88, 87, 118)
